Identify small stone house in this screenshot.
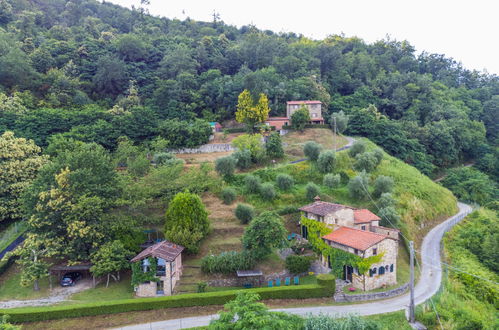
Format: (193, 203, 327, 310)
(286, 100, 324, 124)
(265, 100, 324, 131)
(130, 240, 184, 297)
(299, 197, 399, 291)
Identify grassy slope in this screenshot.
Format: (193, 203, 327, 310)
(417, 208, 498, 329)
(230, 138, 457, 243)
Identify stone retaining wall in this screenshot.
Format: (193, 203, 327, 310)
(170, 143, 234, 154)
(334, 282, 409, 302)
(208, 270, 306, 287)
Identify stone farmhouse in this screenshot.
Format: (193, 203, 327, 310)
(265, 100, 324, 130)
(130, 240, 184, 297)
(299, 197, 399, 291)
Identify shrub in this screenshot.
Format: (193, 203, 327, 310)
(304, 314, 381, 330)
(305, 182, 320, 201)
(215, 156, 236, 178)
(317, 150, 336, 173)
(378, 207, 401, 228)
(378, 193, 396, 208)
(232, 134, 264, 163)
(316, 274, 336, 294)
(266, 132, 284, 158)
(303, 141, 321, 161)
(164, 191, 209, 254)
(373, 175, 394, 198)
(285, 255, 312, 274)
(373, 148, 384, 164)
(276, 174, 294, 190)
(232, 149, 252, 169)
(291, 106, 310, 131)
(349, 140, 366, 157)
(197, 282, 207, 293)
(235, 203, 255, 224)
(260, 183, 276, 200)
(244, 174, 262, 194)
(348, 172, 369, 200)
(221, 187, 237, 204)
(242, 211, 287, 260)
(323, 174, 341, 189)
(354, 152, 378, 172)
(330, 111, 349, 133)
(201, 251, 256, 274)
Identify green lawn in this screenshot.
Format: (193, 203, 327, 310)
(366, 311, 412, 329)
(70, 273, 134, 302)
(0, 265, 52, 301)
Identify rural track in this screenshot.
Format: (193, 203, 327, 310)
(116, 202, 473, 330)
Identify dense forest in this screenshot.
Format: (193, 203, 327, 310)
(0, 0, 497, 177)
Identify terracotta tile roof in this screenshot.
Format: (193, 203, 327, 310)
(322, 226, 388, 251)
(354, 209, 381, 224)
(299, 201, 352, 216)
(266, 117, 290, 121)
(287, 100, 322, 105)
(131, 240, 184, 263)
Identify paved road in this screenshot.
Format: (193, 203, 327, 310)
(117, 202, 473, 330)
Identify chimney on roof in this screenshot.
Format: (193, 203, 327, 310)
(314, 196, 321, 202)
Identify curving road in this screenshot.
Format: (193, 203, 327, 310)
(117, 202, 473, 330)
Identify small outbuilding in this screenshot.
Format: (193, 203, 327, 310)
(130, 240, 184, 297)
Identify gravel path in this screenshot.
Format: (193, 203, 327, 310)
(0, 279, 94, 309)
(116, 202, 473, 330)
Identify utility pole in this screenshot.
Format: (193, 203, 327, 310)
(333, 116, 337, 150)
(409, 241, 415, 323)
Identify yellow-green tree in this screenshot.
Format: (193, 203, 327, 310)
(0, 131, 48, 223)
(235, 90, 270, 131)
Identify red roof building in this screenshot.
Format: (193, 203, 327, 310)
(353, 209, 381, 224)
(322, 226, 388, 251)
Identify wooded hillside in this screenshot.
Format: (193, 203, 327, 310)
(0, 0, 497, 178)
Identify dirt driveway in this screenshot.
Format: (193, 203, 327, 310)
(0, 279, 93, 309)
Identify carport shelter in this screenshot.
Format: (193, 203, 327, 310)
(50, 262, 94, 287)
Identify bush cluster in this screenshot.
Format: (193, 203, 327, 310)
(232, 149, 252, 170)
(221, 187, 237, 205)
(303, 141, 321, 161)
(234, 203, 255, 224)
(285, 255, 312, 274)
(260, 183, 276, 200)
(215, 156, 236, 178)
(201, 251, 255, 274)
(349, 141, 366, 157)
(317, 150, 336, 173)
(244, 174, 262, 194)
(323, 173, 341, 189)
(305, 182, 320, 201)
(276, 174, 294, 190)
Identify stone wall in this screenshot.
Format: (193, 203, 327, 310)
(170, 143, 234, 154)
(334, 282, 409, 302)
(136, 281, 157, 297)
(372, 225, 400, 239)
(207, 270, 301, 288)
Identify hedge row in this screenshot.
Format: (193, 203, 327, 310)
(1, 284, 329, 323)
(225, 127, 246, 133)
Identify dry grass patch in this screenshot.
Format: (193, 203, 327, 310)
(176, 151, 233, 164)
(283, 128, 347, 158)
